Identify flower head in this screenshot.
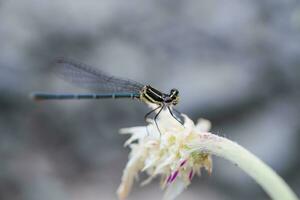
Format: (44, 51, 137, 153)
(117, 107, 213, 200)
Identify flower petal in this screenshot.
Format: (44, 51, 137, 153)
(117, 147, 145, 200)
(195, 118, 211, 132)
(163, 178, 187, 200)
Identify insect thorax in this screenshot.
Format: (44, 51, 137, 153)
(139, 85, 179, 106)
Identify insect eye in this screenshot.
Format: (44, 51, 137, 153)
(170, 89, 179, 96)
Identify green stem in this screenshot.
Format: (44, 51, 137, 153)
(188, 133, 298, 200)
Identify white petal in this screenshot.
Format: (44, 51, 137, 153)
(117, 147, 145, 200)
(162, 178, 187, 200)
(157, 109, 185, 130)
(120, 126, 147, 135)
(140, 175, 155, 186)
(154, 155, 176, 175)
(142, 157, 157, 171)
(120, 127, 148, 146)
(195, 118, 211, 132)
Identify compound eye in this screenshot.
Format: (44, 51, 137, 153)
(170, 89, 179, 96)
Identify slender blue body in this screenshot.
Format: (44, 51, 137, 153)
(32, 93, 140, 100)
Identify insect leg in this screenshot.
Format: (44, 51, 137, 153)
(167, 106, 184, 125)
(144, 105, 162, 136)
(154, 105, 164, 136)
(144, 105, 162, 122)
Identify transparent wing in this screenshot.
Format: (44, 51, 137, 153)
(53, 58, 144, 94)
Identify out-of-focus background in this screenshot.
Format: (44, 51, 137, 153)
(1, 1, 300, 199)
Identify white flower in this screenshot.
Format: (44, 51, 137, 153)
(117, 108, 213, 200)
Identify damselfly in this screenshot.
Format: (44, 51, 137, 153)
(31, 58, 183, 133)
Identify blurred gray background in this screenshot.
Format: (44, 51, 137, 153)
(1, 0, 300, 199)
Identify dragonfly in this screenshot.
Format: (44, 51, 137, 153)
(31, 58, 184, 133)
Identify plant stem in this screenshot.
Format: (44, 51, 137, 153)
(187, 133, 298, 200)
